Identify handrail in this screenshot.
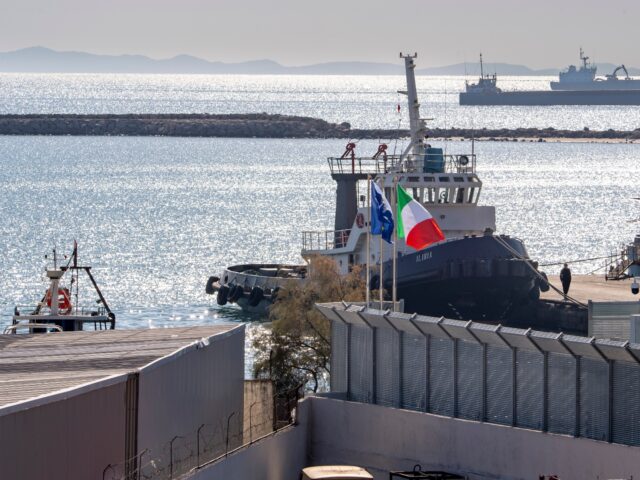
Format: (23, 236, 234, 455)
(302, 229, 352, 251)
(327, 153, 476, 176)
(3, 323, 64, 334)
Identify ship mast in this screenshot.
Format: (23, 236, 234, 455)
(399, 52, 428, 161)
(480, 52, 484, 78)
(580, 47, 589, 69)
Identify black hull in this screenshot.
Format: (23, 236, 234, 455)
(380, 235, 539, 322)
(460, 90, 640, 106)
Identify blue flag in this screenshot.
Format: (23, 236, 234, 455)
(371, 180, 394, 244)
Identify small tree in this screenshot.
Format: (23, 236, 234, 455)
(253, 256, 365, 393)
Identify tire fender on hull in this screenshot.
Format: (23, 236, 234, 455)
(249, 286, 264, 307)
(205, 276, 219, 295)
(217, 285, 230, 306)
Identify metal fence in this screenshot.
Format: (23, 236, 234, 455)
(102, 384, 302, 480)
(319, 302, 640, 447)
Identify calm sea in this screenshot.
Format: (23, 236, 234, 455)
(0, 74, 639, 338)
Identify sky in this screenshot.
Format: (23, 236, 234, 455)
(2, 0, 639, 68)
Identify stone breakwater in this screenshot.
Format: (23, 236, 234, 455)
(0, 114, 639, 140)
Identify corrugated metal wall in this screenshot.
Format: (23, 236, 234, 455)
(0, 379, 127, 480)
(486, 345, 513, 426)
(515, 349, 543, 430)
(324, 304, 640, 448)
(589, 301, 640, 340)
(375, 328, 400, 407)
(429, 337, 454, 417)
(137, 328, 245, 472)
(349, 325, 373, 403)
(330, 322, 348, 394)
(400, 333, 426, 411)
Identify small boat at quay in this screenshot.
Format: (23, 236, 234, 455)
(8, 243, 115, 333)
(208, 53, 548, 321)
(206, 264, 307, 314)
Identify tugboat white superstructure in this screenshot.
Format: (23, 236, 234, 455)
(9, 243, 115, 333)
(302, 53, 545, 320)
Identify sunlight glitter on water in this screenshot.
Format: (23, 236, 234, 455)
(2, 73, 640, 131)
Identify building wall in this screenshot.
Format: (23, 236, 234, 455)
(137, 327, 245, 468)
(185, 423, 308, 480)
(0, 378, 127, 480)
(243, 379, 274, 443)
(307, 396, 640, 480)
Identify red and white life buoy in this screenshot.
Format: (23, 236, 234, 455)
(355, 213, 365, 228)
(45, 287, 73, 314)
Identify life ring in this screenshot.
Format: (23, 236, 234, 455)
(459, 155, 469, 166)
(45, 287, 72, 314)
(356, 213, 365, 228)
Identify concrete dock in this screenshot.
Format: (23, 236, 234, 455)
(541, 274, 638, 303)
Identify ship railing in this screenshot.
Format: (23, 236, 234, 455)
(402, 153, 477, 175)
(327, 153, 476, 176)
(302, 229, 351, 251)
(327, 156, 403, 175)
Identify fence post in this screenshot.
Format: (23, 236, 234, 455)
(608, 360, 614, 443)
(398, 331, 404, 408)
(226, 411, 237, 456)
(453, 338, 459, 418)
(425, 335, 431, 412)
(543, 351, 549, 432)
(197, 424, 205, 468)
(512, 347, 517, 427)
(575, 356, 581, 437)
(169, 435, 181, 479)
(481, 343, 487, 422)
(137, 449, 148, 480)
(249, 402, 257, 443)
(103, 464, 115, 480)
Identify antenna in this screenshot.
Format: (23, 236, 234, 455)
(480, 53, 484, 78)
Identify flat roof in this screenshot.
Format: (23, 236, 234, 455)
(0, 325, 238, 409)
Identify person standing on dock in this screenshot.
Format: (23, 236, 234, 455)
(560, 263, 572, 298)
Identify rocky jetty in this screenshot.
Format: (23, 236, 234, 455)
(0, 113, 638, 141)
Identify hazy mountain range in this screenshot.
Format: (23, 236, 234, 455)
(2, 47, 639, 76)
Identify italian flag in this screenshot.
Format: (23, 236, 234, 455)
(396, 185, 445, 250)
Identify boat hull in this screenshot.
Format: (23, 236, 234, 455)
(460, 90, 640, 105)
(381, 235, 539, 321)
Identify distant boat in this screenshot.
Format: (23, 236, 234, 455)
(550, 48, 640, 91)
(460, 50, 640, 105)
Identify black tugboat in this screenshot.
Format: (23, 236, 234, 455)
(301, 53, 547, 321)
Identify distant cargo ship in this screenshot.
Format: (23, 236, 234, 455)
(459, 51, 640, 106)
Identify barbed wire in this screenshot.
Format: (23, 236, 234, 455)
(103, 385, 302, 480)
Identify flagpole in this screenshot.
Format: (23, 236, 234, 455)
(378, 178, 384, 310)
(366, 176, 370, 308)
(392, 178, 398, 312)
(379, 232, 384, 310)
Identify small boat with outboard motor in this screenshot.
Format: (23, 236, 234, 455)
(8, 242, 115, 333)
(207, 52, 550, 322)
